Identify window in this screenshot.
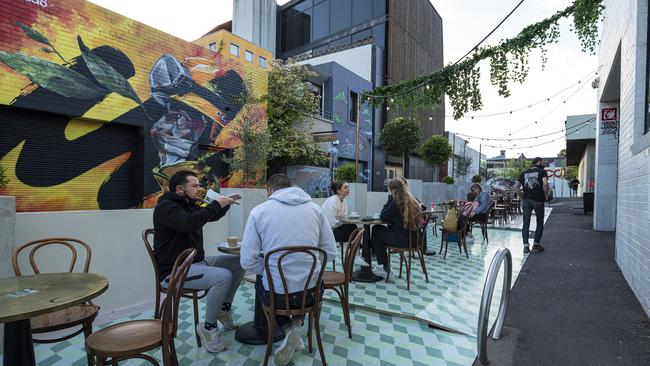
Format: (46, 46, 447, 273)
(245, 50, 253, 63)
(259, 56, 267, 68)
(330, 0, 352, 34)
(208, 42, 217, 52)
(229, 43, 239, 57)
(312, 1, 329, 41)
(349, 91, 359, 123)
(352, 0, 373, 26)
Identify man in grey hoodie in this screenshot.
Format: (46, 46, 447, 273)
(240, 174, 337, 366)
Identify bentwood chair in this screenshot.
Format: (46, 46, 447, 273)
(323, 228, 364, 338)
(440, 214, 470, 259)
(85, 248, 196, 366)
(385, 212, 432, 291)
(13, 238, 100, 366)
(142, 229, 206, 347)
(261, 246, 328, 366)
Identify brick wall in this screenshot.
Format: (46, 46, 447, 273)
(599, 0, 650, 316)
(0, 0, 269, 211)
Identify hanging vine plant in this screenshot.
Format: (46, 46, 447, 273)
(366, 0, 604, 119)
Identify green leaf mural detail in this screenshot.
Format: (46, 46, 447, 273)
(77, 36, 147, 114)
(333, 113, 343, 126)
(0, 51, 105, 99)
(16, 22, 68, 64)
(334, 91, 346, 103)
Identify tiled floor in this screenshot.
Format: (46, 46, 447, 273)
(1, 212, 551, 366)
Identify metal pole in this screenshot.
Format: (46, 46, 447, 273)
(355, 96, 361, 183)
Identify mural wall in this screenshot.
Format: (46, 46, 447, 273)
(0, 0, 269, 212)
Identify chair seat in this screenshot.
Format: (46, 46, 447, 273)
(31, 304, 99, 332)
(323, 271, 345, 287)
(85, 319, 169, 357)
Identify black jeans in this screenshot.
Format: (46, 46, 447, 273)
(333, 223, 358, 243)
(522, 198, 545, 244)
(255, 275, 322, 328)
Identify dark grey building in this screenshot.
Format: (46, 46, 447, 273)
(277, 0, 445, 190)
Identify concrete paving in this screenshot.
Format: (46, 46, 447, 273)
(476, 198, 650, 366)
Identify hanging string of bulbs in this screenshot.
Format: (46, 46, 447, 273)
(479, 117, 596, 149)
(455, 116, 595, 142)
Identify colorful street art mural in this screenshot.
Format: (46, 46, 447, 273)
(0, 0, 268, 212)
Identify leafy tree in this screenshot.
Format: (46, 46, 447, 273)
(380, 117, 421, 177)
(564, 166, 579, 181)
(264, 60, 328, 167)
(472, 175, 482, 183)
(442, 176, 455, 184)
(499, 159, 530, 179)
(454, 149, 473, 178)
(223, 103, 269, 188)
(558, 148, 566, 158)
(420, 135, 452, 168)
(335, 163, 356, 183)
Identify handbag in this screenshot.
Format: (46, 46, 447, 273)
(443, 207, 458, 231)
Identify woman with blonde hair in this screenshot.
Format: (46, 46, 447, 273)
(371, 178, 423, 274)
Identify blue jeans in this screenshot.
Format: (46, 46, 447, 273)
(522, 198, 545, 245)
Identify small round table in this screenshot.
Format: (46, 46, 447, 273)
(0, 273, 109, 366)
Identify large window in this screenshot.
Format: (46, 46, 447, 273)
(279, 0, 388, 54)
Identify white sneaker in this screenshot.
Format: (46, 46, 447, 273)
(196, 324, 226, 353)
(217, 311, 238, 330)
(273, 326, 303, 366)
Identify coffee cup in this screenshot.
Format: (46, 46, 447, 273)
(227, 236, 239, 247)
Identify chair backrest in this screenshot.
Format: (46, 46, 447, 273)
(12, 238, 92, 276)
(264, 246, 327, 314)
(142, 228, 161, 288)
(161, 248, 196, 338)
(342, 229, 364, 282)
(413, 211, 433, 250)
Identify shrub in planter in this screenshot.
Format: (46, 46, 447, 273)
(442, 176, 455, 184)
(472, 175, 482, 183)
(335, 163, 357, 183)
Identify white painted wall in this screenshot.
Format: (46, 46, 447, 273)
(232, 0, 276, 56)
(598, 0, 650, 316)
(446, 132, 484, 183)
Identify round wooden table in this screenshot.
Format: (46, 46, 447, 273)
(0, 273, 109, 366)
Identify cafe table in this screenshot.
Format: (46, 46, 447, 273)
(0, 272, 108, 366)
(339, 217, 386, 283)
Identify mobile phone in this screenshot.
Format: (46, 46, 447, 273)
(228, 193, 242, 200)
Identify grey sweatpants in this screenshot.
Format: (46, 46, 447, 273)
(162, 254, 243, 325)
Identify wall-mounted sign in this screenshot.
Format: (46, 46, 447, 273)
(600, 107, 619, 136)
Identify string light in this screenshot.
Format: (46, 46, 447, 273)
(454, 116, 594, 142)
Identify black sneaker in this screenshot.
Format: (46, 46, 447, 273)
(532, 244, 544, 252)
(523, 246, 531, 254)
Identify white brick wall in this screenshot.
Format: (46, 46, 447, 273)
(599, 0, 650, 316)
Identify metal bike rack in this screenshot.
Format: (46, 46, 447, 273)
(477, 247, 513, 365)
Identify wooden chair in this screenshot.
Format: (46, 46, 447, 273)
(142, 229, 206, 347)
(385, 212, 432, 291)
(323, 228, 364, 338)
(261, 246, 328, 366)
(440, 215, 470, 259)
(12, 238, 99, 366)
(85, 248, 196, 366)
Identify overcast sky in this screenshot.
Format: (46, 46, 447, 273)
(90, 0, 599, 159)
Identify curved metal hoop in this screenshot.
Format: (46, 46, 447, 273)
(477, 247, 512, 365)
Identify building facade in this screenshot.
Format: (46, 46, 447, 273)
(0, 0, 269, 212)
(444, 133, 485, 183)
(595, 0, 650, 316)
(276, 0, 445, 190)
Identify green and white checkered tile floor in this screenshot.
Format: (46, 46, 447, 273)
(1, 281, 477, 366)
(325, 227, 531, 337)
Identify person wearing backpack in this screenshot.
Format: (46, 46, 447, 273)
(518, 157, 550, 254)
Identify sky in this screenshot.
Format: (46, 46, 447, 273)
(89, 0, 599, 160)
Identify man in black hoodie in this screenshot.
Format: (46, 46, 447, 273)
(153, 170, 242, 353)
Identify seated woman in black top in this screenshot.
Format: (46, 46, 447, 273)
(371, 178, 423, 273)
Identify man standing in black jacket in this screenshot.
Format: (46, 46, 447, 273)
(153, 170, 242, 353)
(519, 157, 549, 254)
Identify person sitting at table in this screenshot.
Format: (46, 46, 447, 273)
(240, 174, 337, 366)
(371, 178, 423, 275)
(471, 183, 492, 223)
(463, 191, 479, 241)
(153, 170, 243, 353)
(321, 180, 358, 244)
